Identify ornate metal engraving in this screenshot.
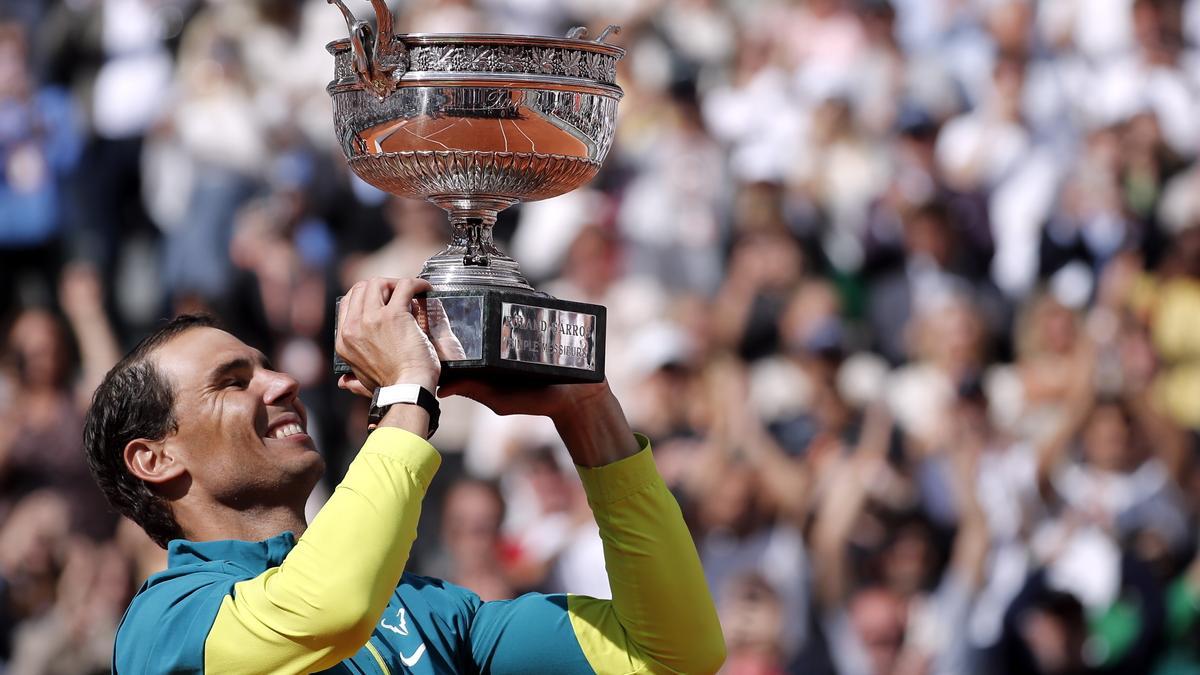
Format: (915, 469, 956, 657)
(349, 151, 599, 201)
(405, 44, 617, 84)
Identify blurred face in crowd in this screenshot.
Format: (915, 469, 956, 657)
(940, 302, 985, 365)
(902, 208, 953, 267)
(733, 183, 787, 236)
(811, 98, 853, 144)
(720, 574, 784, 658)
(991, 56, 1026, 121)
(849, 587, 906, 675)
(442, 480, 503, 565)
(806, 0, 842, 19)
(778, 275, 854, 430)
(910, 299, 986, 372)
(951, 394, 991, 446)
(1126, 112, 1163, 154)
(88, 543, 135, 618)
(1019, 600, 1087, 675)
(8, 309, 71, 390)
(987, 1, 1032, 55)
(0, 23, 29, 100)
(1132, 0, 1179, 63)
(881, 521, 935, 598)
(861, 4, 895, 45)
(564, 226, 621, 297)
(525, 453, 572, 514)
(699, 462, 759, 534)
(732, 33, 772, 81)
(387, 198, 445, 243)
(143, 328, 322, 528)
(1175, 227, 1200, 277)
(731, 232, 805, 292)
(0, 491, 70, 616)
(1030, 298, 1078, 357)
(780, 281, 840, 355)
(1082, 403, 1135, 473)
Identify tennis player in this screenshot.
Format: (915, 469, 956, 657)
(84, 277, 725, 674)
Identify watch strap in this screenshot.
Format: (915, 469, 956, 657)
(369, 384, 440, 438)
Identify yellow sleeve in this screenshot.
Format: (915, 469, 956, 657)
(567, 435, 726, 675)
(203, 427, 440, 674)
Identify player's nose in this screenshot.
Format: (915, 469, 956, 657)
(262, 368, 301, 407)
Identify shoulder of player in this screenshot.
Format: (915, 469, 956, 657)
(113, 565, 242, 673)
(397, 571, 484, 614)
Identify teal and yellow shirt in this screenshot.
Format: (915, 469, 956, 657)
(113, 429, 725, 674)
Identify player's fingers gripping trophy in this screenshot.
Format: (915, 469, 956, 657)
(335, 277, 441, 392)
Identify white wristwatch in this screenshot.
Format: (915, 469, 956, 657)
(368, 384, 440, 437)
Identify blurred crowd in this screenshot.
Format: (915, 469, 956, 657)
(4, 0, 1200, 673)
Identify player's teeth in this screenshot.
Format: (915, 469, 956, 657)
(272, 423, 302, 439)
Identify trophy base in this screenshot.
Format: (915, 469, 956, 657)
(335, 288, 606, 385)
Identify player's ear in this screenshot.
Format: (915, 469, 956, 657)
(125, 439, 186, 485)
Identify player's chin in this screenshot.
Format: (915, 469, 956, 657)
(273, 438, 325, 469)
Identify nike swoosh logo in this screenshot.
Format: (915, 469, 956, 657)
(400, 644, 426, 667)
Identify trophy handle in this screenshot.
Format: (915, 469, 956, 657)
(565, 25, 621, 43)
(595, 25, 621, 43)
(366, 0, 407, 77)
(326, 0, 408, 98)
(327, 0, 373, 79)
(367, 0, 394, 56)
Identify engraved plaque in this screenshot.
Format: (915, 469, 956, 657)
(500, 303, 597, 370)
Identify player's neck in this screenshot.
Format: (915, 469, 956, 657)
(177, 502, 309, 544)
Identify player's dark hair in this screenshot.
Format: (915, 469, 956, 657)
(84, 314, 218, 548)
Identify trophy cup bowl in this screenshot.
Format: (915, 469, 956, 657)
(325, 2, 623, 384)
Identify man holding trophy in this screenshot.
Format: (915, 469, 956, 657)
(85, 5, 725, 674)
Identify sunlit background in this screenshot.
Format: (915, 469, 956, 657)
(3, 0, 1200, 673)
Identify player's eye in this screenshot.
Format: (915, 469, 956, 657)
(223, 376, 250, 390)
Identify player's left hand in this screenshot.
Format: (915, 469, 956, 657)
(437, 379, 611, 423)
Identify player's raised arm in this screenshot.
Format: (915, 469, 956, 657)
(202, 278, 442, 672)
(443, 381, 728, 674)
(89, 279, 448, 674)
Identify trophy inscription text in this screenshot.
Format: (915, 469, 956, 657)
(500, 303, 597, 370)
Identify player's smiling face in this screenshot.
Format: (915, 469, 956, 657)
(151, 327, 325, 512)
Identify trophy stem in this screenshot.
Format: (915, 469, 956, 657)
(418, 195, 535, 291)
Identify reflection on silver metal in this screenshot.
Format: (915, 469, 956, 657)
(326, 15, 624, 292)
(421, 296, 484, 361)
(500, 303, 597, 371)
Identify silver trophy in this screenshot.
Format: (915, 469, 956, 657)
(326, 0, 623, 384)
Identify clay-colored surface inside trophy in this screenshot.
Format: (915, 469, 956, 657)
(359, 113, 589, 157)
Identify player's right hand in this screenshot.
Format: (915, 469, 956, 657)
(335, 277, 440, 393)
